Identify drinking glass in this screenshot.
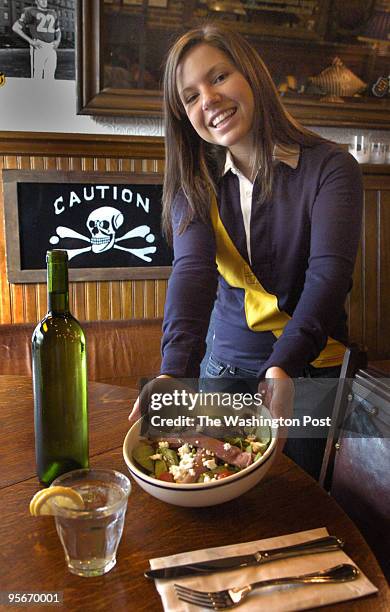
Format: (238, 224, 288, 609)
(51, 468, 131, 577)
(348, 135, 370, 163)
(370, 142, 387, 164)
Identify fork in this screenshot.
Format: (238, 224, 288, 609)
(174, 563, 359, 609)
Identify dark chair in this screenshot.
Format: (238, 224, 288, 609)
(319, 345, 367, 490)
(320, 349, 390, 581)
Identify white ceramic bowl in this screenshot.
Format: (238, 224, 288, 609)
(122, 413, 278, 507)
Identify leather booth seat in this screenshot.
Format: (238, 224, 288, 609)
(0, 319, 163, 390)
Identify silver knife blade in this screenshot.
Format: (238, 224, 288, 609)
(144, 535, 343, 579)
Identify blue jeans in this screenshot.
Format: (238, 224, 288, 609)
(203, 354, 341, 480)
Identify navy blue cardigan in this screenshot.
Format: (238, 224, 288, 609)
(161, 142, 363, 380)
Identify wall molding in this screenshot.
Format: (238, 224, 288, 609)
(0, 132, 165, 158)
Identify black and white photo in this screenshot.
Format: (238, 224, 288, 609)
(0, 0, 75, 80)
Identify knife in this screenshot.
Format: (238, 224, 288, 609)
(144, 535, 344, 579)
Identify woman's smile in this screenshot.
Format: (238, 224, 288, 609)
(209, 107, 237, 129)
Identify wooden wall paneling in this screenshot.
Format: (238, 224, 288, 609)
(363, 189, 379, 358)
(348, 239, 364, 350)
(44, 156, 59, 171)
(121, 280, 133, 320)
(69, 157, 83, 172)
(30, 156, 45, 171)
(17, 155, 32, 170)
(24, 284, 38, 322)
(0, 156, 11, 325)
(36, 283, 47, 321)
(156, 159, 165, 174)
(132, 281, 145, 319)
(81, 158, 96, 172)
(133, 160, 144, 174)
(0, 133, 166, 160)
(54, 157, 68, 171)
(10, 284, 25, 323)
(85, 281, 98, 321)
(118, 159, 133, 173)
(378, 187, 390, 358)
(156, 279, 167, 318)
(71, 282, 87, 321)
(143, 280, 156, 318)
(105, 158, 120, 172)
(96, 281, 111, 320)
(94, 158, 108, 172)
(109, 281, 123, 319)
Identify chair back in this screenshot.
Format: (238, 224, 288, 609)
(0, 319, 163, 388)
(320, 358, 390, 580)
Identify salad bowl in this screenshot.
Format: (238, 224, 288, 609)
(122, 411, 278, 507)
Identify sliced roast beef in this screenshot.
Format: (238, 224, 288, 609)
(155, 434, 253, 469)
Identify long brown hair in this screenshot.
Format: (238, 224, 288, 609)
(162, 22, 324, 242)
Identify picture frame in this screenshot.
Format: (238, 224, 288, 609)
(76, 0, 329, 118)
(76, 0, 390, 128)
(76, 0, 163, 117)
(2, 170, 172, 284)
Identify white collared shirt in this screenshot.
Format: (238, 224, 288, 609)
(223, 145, 300, 265)
(223, 151, 254, 263)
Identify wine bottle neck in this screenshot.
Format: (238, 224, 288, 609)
(48, 292, 69, 314)
(47, 260, 70, 314)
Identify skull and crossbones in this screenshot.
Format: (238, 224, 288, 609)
(49, 206, 156, 262)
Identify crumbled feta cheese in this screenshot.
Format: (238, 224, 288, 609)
(180, 455, 194, 469)
(178, 443, 190, 457)
(203, 475, 211, 483)
(203, 459, 217, 470)
(158, 441, 169, 448)
(223, 442, 231, 451)
(149, 453, 162, 460)
(167, 449, 195, 481)
(169, 465, 183, 481)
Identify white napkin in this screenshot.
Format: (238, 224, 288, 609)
(149, 527, 378, 611)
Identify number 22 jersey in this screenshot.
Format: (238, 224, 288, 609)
(18, 7, 59, 44)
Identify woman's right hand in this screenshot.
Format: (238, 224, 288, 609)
(128, 374, 172, 425)
(260, 367, 294, 455)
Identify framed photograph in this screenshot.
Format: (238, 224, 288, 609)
(76, 0, 330, 117)
(75, 1, 390, 129)
(2, 170, 172, 283)
(0, 0, 75, 80)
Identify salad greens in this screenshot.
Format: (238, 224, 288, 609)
(132, 429, 271, 484)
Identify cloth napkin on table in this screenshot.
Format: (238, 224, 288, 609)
(149, 527, 378, 611)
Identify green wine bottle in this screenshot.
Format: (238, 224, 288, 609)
(32, 250, 89, 485)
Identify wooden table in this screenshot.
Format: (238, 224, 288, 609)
(0, 375, 388, 611)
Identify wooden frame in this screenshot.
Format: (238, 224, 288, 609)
(2, 170, 172, 284)
(77, 0, 390, 128)
(77, 0, 163, 116)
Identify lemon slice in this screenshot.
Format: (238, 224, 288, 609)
(29, 486, 84, 516)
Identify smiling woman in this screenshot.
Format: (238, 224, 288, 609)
(129, 22, 365, 481)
